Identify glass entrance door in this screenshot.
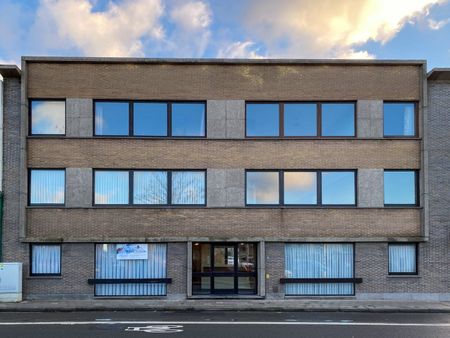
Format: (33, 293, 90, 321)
(192, 242, 257, 295)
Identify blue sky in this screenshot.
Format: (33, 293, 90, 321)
(0, 0, 450, 69)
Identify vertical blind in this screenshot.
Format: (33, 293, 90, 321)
(389, 244, 417, 274)
(95, 243, 167, 296)
(172, 171, 205, 204)
(133, 171, 168, 204)
(30, 170, 65, 204)
(285, 243, 354, 295)
(95, 171, 129, 204)
(31, 245, 61, 275)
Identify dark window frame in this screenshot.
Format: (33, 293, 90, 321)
(245, 101, 357, 138)
(28, 168, 66, 207)
(29, 243, 62, 277)
(93, 99, 207, 138)
(245, 169, 357, 207)
(383, 169, 420, 207)
(388, 243, 419, 276)
(92, 169, 207, 207)
(28, 99, 67, 136)
(383, 101, 419, 138)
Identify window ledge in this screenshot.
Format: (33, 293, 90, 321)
(387, 275, 421, 278)
(27, 276, 63, 280)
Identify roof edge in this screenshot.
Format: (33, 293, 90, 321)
(428, 67, 450, 80)
(0, 65, 21, 78)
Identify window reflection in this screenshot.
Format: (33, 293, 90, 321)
(133, 103, 167, 136)
(246, 171, 279, 204)
(30, 169, 65, 205)
(95, 171, 129, 204)
(384, 171, 417, 205)
(133, 171, 167, 204)
(246, 103, 279, 136)
(31, 100, 65, 135)
(95, 102, 129, 135)
(171, 171, 205, 204)
(321, 171, 355, 205)
(284, 103, 317, 136)
(384, 103, 415, 136)
(284, 171, 317, 205)
(321, 103, 355, 136)
(171, 103, 205, 136)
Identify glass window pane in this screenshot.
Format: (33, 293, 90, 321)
(214, 277, 234, 290)
(246, 103, 279, 137)
(31, 100, 65, 135)
(193, 243, 211, 273)
(284, 172, 317, 205)
(389, 244, 417, 274)
(284, 103, 317, 136)
(213, 246, 235, 272)
(133, 171, 167, 205)
(95, 171, 129, 204)
(321, 103, 355, 136)
(31, 245, 61, 275)
(171, 171, 205, 204)
(95, 102, 129, 135)
(384, 103, 415, 136)
(384, 171, 417, 205)
(246, 171, 279, 205)
(30, 170, 65, 204)
(321, 171, 355, 205)
(133, 103, 168, 136)
(171, 103, 205, 136)
(238, 243, 256, 272)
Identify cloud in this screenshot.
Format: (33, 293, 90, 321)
(284, 172, 316, 191)
(217, 41, 264, 58)
(32, 0, 165, 56)
(247, 172, 279, 204)
(428, 17, 450, 29)
(31, 101, 65, 134)
(243, 0, 447, 58)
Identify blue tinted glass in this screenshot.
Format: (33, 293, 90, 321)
(321, 171, 355, 205)
(95, 102, 129, 135)
(95, 171, 129, 204)
(134, 103, 167, 136)
(384, 171, 416, 205)
(171, 103, 205, 136)
(284, 104, 317, 136)
(31, 101, 65, 135)
(246, 104, 279, 136)
(30, 170, 65, 204)
(322, 103, 355, 136)
(133, 171, 168, 204)
(284, 172, 317, 204)
(384, 103, 415, 136)
(246, 171, 279, 204)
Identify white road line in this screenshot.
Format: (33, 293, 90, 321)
(0, 321, 449, 327)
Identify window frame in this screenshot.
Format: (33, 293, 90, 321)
(93, 99, 206, 138)
(245, 101, 357, 138)
(383, 169, 419, 207)
(245, 169, 357, 207)
(383, 101, 418, 138)
(92, 169, 207, 207)
(28, 168, 66, 207)
(388, 243, 418, 276)
(29, 243, 62, 277)
(28, 99, 66, 136)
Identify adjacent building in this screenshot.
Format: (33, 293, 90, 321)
(0, 57, 448, 301)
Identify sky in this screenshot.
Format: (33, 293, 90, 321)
(0, 0, 450, 70)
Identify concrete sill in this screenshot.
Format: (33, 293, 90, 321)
(285, 296, 356, 300)
(188, 295, 264, 300)
(387, 275, 421, 279)
(26, 276, 63, 280)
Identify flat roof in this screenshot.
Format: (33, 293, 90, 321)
(428, 68, 450, 80)
(0, 65, 21, 78)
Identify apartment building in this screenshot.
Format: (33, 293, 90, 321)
(0, 57, 447, 301)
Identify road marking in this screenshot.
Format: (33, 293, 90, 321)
(125, 325, 183, 333)
(0, 321, 449, 327)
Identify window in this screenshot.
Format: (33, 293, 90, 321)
(30, 100, 65, 135)
(95, 243, 167, 296)
(246, 170, 356, 206)
(384, 170, 418, 206)
(30, 244, 61, 276)
(29, 169, 65, 205)
(384, 103, 416, 137)
(388, 243, 417, 275)
(94, 170, 206, 206)
(285, 243, 354, 295)
(94, 101, 205, 137)
(246, 102, 355, 137)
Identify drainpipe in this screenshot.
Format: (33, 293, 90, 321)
(0, 75, 3, 261)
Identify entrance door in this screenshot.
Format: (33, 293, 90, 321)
(192, 243, 257, 295)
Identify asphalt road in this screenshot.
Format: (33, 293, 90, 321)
(0, 310, 450, 337)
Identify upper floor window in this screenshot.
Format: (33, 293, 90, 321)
(384, 103, 416, 137)
(245, 102, 355, 137)
(94, 101, 205, 137)
(384, 170, 418, 206)
(29, 169, 65, 205)
(30, 100, 65, 135)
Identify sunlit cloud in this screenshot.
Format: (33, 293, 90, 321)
(247, 172, 279, 204)
(217, 41, 264, 58)
(428, 17, 450, 29)
(31, 101, 65, 134)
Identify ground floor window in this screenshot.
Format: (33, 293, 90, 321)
(285, 243, 354, 296)
(30, 244, 61, 276)
(95, 243, 167, 296)
(388, 243, 417, 275)
(192, 242, 257, 295)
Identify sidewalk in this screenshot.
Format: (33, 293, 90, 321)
(1, 299, 450, 313)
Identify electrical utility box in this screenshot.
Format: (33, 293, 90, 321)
(0, 263, 22, 302)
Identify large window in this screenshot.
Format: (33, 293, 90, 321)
(94, 170, 205, 206)
(388, 243, 417, 275)
(30, 244, 61, 276)
(94, 101, 205, 137)
(384, 103, 416, 137)
(246, 170, 356, 206)
(285, 243, 354, 296)
(384, 170, 418, 206)
(29, 169, 65, 205)
(245, 102, 355, 137)
(30, 100, 65, 135)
